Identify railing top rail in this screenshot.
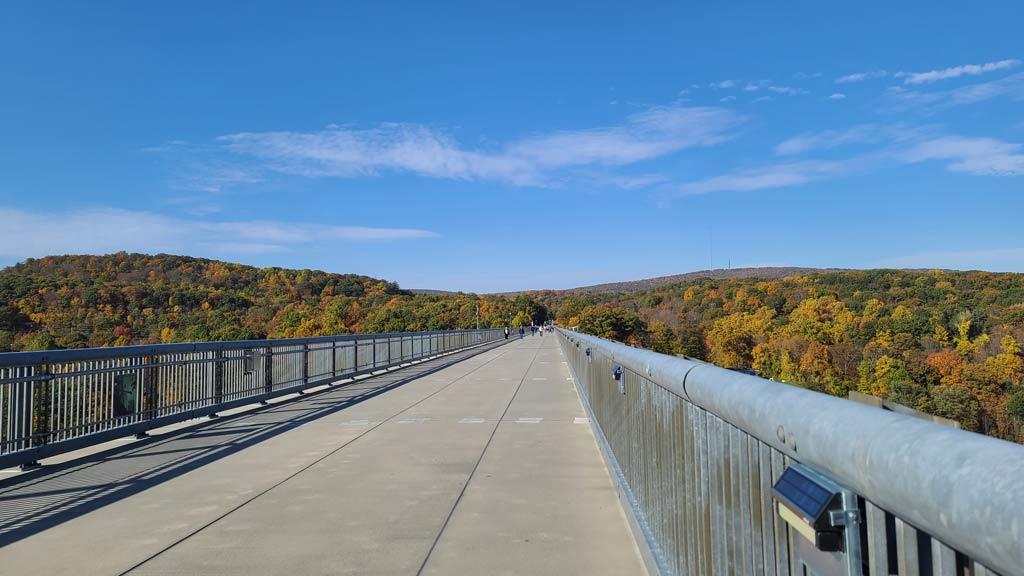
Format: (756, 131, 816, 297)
(0, 328, 500, 367)
(558, 327, 1024, 575)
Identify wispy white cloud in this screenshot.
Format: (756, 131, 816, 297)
(835, 70, 888, 84)
(711, 80, 736, 89)
(687, 128, 1024, 198)
(738, 80, 804, 95)
(214, 106, 741, 188)
(884, 71, 1024, 111)
(752, 96, 772, 104)
(773, 123, 937, 156)
(829, 93, 847, 100)
(900, 136, 1024, 175)
(900, 59, 1020, 85)
(675, 159, 854, 195)
(0, 206, 437, 261)
(836, 73, 867, 83)
(601, 173, 671, 189)
(774, 124, 893, 155)
(719, 95, 736, 102)
(793, 72, 823, 80)
(766, 85, 806, 96)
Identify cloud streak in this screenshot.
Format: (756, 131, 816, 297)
(901, 136, 1024, 176)
(835, 70, 887, 84)
(900, 59, 1020, 85)
(773, 124, 897, 155)
(675, 159, 854, 195)
(215, 106, 741, 188)
(680, 128, 1023, 197)
(884, 71, 1024, 111)
(766, 85, 806, 96)
(0, 207, 437, 261)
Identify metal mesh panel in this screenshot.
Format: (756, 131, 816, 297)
(558, 329, 1011, 576)
(0, 329, 503, 468)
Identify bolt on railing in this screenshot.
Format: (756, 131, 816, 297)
(0, 328, 503, 471)
(557, 327, 1023, 576)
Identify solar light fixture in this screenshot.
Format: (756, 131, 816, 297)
(772, 463, 863, 575)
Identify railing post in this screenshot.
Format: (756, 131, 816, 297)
(13, 364, 44, 469)
(302, 344, 309, 387)
(134, 355, 156, 438)
(213, 350, 224, 405)
(372, 337, 377, 369)
(331, 340, 337, 378)
(32, 363, 50, 448)
(17, 376, 32, 452)
(262, 346, 273, 402)
(143, 355, 157, 418)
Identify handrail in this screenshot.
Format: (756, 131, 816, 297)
(0, 329, 489, 367)
(1, 328, 505, 470)
(558, 327, 1024, 575)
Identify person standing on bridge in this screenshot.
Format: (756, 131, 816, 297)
(504, 327, 510, 339)
(519, 327, 524, 339)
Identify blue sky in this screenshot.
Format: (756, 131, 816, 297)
(2, 1, 1023, 292)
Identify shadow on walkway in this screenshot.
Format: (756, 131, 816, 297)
(0, 341, 506, 548)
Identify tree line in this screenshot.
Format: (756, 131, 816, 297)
(0, 253, 549, 351)
(542, 269, 1024, 442)
(4, 256, 1023, 443)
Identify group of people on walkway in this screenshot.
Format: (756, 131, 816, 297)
(503, 325, 547, 339)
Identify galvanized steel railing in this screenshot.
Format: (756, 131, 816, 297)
(0, 329, 503, 470)
(557, 328, 1024, 576)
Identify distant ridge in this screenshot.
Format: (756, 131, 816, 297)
(560, 267, 844, 294)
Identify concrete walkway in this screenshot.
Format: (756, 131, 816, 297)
(0, 335, 645, 575)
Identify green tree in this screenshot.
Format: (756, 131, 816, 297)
(931, 385, 981, 432)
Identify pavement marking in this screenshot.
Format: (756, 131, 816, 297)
(398, 417, 431, 424)
(531, 377, 548, 381)
(574, 417, 591, 424)
(341, 419, 370, 426)
(566, 377, 574, 381)
(414, 338, 544, 575)
(113, 340, 517, 576)
(516, 417, 543, 424)
(459, 417, 486, 424)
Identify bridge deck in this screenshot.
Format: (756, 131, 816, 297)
(0, 335, 645, 575)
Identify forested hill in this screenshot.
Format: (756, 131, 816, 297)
(543, 269, 1024, 442)
(5, 255, 1024, 444)
(0, 253, 548, 351)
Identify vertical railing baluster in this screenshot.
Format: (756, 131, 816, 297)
(302, 344, 309, 388)
(263, 346, 273, 398)
(33, 362, 51, 448)
(214, 349, 224, 405)
(331, 340, 337, 379)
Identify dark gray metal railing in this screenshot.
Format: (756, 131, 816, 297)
(557, 328, 1024, 576)
(0, 328, 503, 470)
